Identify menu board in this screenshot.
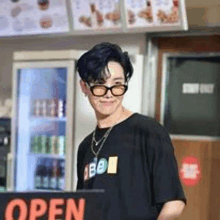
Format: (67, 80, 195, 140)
(125, 0, 187, 30)
(71, 0, 122, 30)
(0, 0, 69, 37)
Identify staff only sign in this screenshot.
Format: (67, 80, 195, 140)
(0, 191, 104, 220)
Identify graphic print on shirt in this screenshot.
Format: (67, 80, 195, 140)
(84, 156, 118, 181)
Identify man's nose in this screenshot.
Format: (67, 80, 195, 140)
(105, 88, 113, 97)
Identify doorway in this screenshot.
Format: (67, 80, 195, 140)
(153, 35, 220, 220)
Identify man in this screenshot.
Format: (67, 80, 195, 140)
(76, 42, 186, 220)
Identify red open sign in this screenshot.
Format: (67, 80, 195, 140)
(1, 191, 104, 220)
(5, 198, 85, 220)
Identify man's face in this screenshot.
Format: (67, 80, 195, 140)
(81, 61, 126, 117)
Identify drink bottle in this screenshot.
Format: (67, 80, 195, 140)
(42, 158, 49, 189)
(57, 159, 65, 190)
(49, 159, 57, 190)
(34, 158, 43, 189)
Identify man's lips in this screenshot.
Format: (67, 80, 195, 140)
(100, 101, 115, 106)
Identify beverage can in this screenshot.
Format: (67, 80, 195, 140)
(41, 135, 48, 154)
(42, 99, 48, 117)
(37, 136, 42, 153)
(31, 135, 39, 153)
(57, 136, 65, 155)
(47, 136, 53, 154)
(49, 98, 58, 117)
(51, 135, 58, 155)
(58, 99, 64, 118)
(40, 100, 46, 117)
(34, 100, 41, 116)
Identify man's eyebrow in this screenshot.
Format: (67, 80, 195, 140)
(113, 77, 124, 81)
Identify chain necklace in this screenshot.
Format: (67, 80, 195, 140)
(90, 108, 124, 163)
(93, 130, 107, 146)
(91, 126, 114, 163)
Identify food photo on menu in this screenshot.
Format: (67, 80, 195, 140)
(0, 0, 69, 36)
(40, 15, 53, 29)
(74, 0, 121, 30)
(12, 4, 35, 33)
(104, 1, 121, 25)
(11, 3, 34, 18)
(90, 3, 104, 27)
(126, 0, 154, 26)
(9, 2, 35, 33)
(79, 2, 121, 28)
(138, 1, 153, 23)
(156, 0, 179, 23)
(78, 2, 102, 28)
(11, 5, 22, 17)
(38, 0, 50, 10)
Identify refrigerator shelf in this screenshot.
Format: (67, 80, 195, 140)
(28, 189, 64, 192)
(30, 117, 67, 122)
(28, 153, 65, 159)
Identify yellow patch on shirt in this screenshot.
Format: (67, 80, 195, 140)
(107, 156, 118, 174)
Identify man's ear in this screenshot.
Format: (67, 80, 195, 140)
(80, 80, 88, 95)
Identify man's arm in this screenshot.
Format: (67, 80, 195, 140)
(157, 200, 185, 220)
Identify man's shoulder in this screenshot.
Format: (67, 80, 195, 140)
(133, 113, 157, 123)
(133, 113, 170, 140)
(133, 113, 164, 131)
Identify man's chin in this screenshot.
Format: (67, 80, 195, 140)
(95, 104, 122, 118)
(98, 111, 112, 117)
(96, 109, 115, 118)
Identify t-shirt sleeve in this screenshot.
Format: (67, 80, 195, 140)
(148, 125, 187, 206)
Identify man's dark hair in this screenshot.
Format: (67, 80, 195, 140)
(76, 42, 133, 83)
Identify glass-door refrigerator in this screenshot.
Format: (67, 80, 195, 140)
(8, 56, 77, 192)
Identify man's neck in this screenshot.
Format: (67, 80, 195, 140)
(96, 106, 133, 128)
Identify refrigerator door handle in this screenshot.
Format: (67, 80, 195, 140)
(6, 153, 14, 191)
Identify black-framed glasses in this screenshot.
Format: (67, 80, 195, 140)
(87, 83, 128, 97)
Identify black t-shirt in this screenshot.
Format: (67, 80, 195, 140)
(77, 113, 186, 220)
